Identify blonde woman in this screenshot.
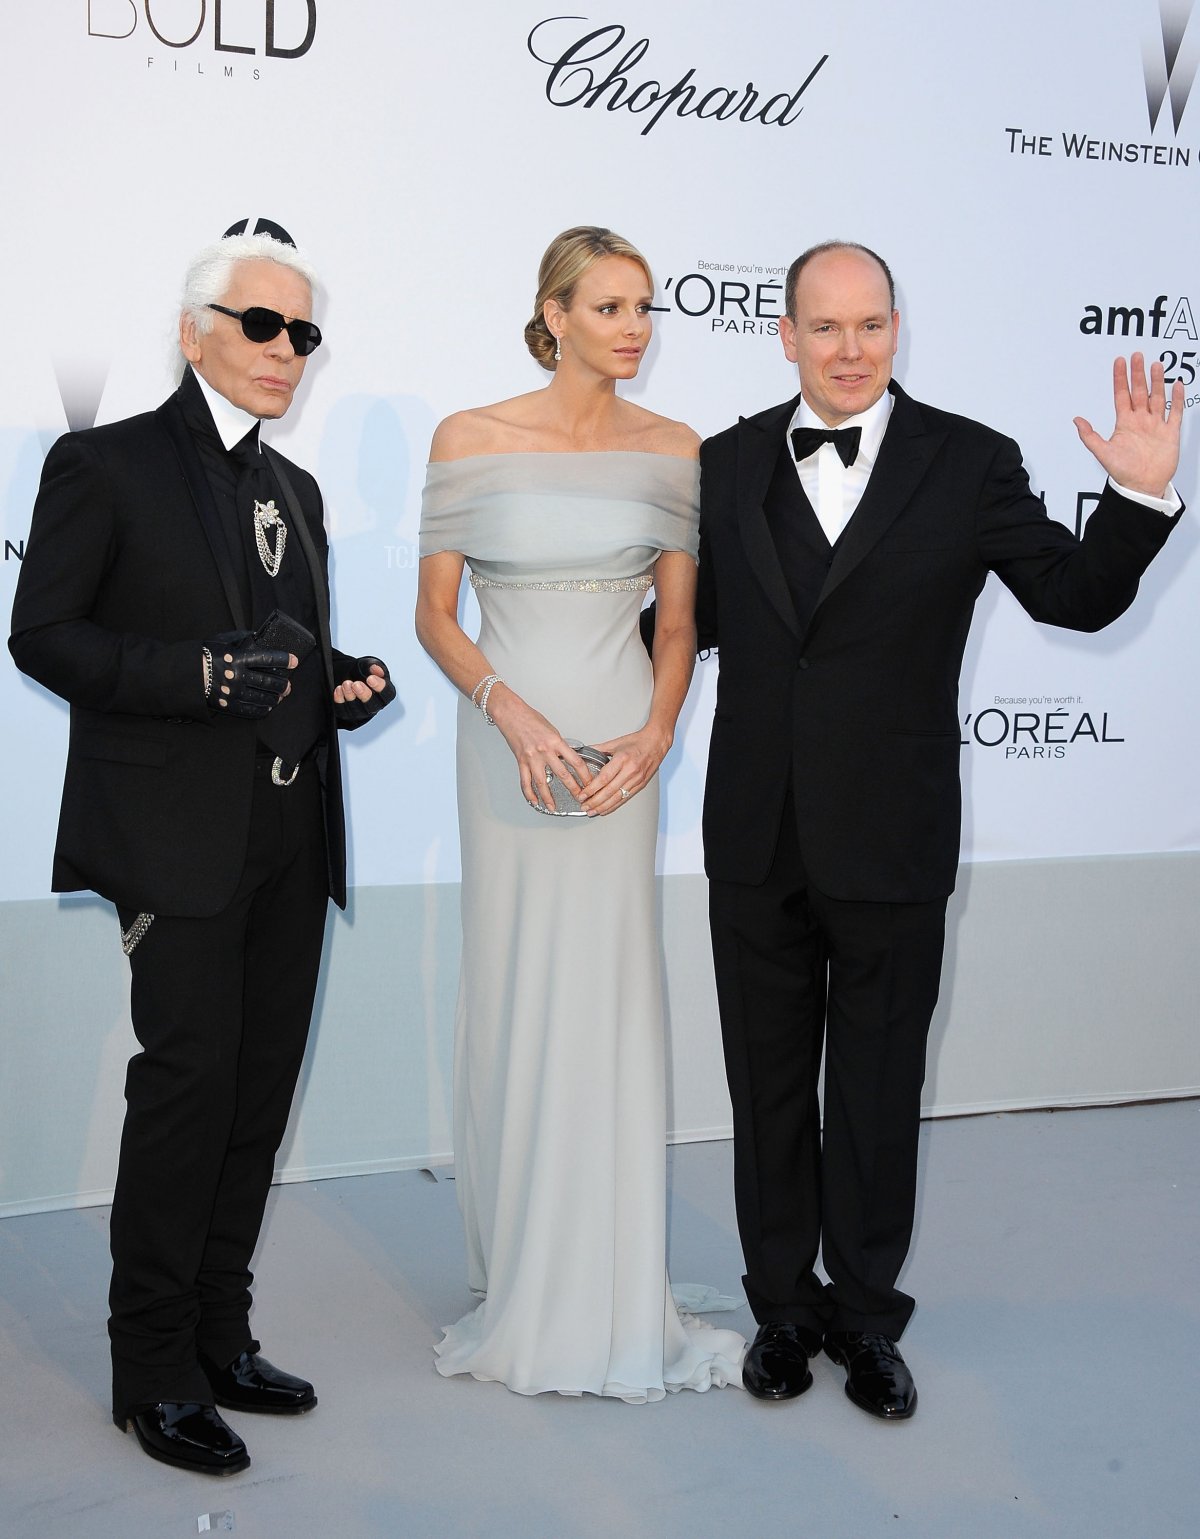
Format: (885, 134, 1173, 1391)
(416, 227, 744, 1400)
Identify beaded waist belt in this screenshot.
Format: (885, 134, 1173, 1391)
(468, 573, 654, 593)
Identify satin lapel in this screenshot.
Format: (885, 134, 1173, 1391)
(737, 395, 802, 638)
(155, 394, 248, 630)
(816, 384, 947, 611)
(262, 446, 336, 694)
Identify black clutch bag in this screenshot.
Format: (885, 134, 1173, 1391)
(252, 609, 317, 665)
(532, 743, 612, 817)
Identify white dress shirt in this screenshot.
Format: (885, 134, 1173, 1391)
(787, 391, 893, 546)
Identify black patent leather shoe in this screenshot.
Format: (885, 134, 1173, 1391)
(119, 1402, 250, 1475)
(200, 1349, 317, 1415)
(742, 1322, 823, 1400)
(824, 1331, 917, 1419)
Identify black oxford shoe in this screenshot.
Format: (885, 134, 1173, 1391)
(824, 1331, 917, 1419)
(119, 1401, 250, 1475)
(200, 1349, 317, 1415)
(742, 1321, 823, 1401)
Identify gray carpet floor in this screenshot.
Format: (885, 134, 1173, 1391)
(1, 1101, 1196, 1538)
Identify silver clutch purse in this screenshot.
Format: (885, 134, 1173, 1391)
(532, 742, 612, 817)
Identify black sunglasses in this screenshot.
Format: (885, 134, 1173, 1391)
(207, 304, 323, 355)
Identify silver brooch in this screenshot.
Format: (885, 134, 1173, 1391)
(253, 498, 287, 577)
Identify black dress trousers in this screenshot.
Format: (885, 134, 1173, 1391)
(710, 781, 947, 1340)
(109, 758, 328, 1418)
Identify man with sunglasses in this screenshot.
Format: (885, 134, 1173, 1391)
(10, 220, 394, 1476)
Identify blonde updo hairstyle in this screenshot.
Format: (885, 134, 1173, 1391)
(524, 225, 654, 371)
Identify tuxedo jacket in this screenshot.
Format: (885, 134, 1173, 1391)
(697, 382, 1180, 903)
(10, 388, 365, 915)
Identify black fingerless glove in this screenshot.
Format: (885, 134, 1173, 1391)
(335, 655, 396, 725)
(204, 632, 292, 719)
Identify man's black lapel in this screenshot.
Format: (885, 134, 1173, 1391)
(737, 395, 803, 638)
(816, 383, 947, 610)
(155, 393, 249, 631)
(262, 446, 335, 693)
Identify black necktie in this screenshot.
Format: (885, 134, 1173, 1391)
(230, 430, 287, 579)
(790, 425, 862, 469)
(229, 427, 265, 490)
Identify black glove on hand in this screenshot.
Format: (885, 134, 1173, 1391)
(336, 655, 396, 724)
(205, 631, 292, 719)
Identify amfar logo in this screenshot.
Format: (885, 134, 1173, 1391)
(1144, 0, 1199, 133)
(1078, 292, 1196, 341)
(1077, 291, 1200, 406)
(526, 16, 827, 137)
(87, 2, 316, 60)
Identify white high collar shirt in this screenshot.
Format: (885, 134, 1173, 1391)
(192, 367, 263, 453)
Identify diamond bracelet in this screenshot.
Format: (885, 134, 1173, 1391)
(470, 672, 502, 726)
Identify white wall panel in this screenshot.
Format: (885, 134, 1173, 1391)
(2, 3, 1197, 1211)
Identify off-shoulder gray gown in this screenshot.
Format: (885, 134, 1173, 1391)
(420, 452, 744, 1400)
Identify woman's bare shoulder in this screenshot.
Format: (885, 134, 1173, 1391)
(618, 402, 701, 459)
(429, 393, 549, 462)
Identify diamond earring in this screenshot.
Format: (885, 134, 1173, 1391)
(553, 333, 561, 363)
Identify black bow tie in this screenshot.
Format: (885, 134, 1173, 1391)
(790, 425, 862, 469)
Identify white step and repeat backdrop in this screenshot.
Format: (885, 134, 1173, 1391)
(2, 2, 1198, 1211)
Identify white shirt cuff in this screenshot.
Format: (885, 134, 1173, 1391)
(1107, 477, 1182, 515)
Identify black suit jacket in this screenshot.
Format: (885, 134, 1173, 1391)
(9, 388, 364, 915)
(697, 382, 1180, 903)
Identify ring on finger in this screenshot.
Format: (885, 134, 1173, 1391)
(619, 786, 631, 799)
